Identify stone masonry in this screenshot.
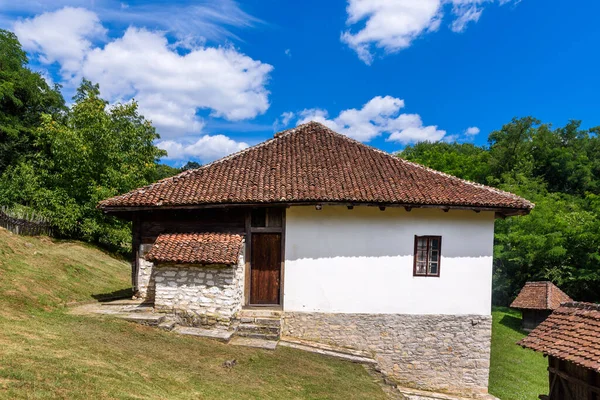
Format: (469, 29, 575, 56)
(136, 244, 155, 301)
(282, 312, 492, 398)
(152, 252, 245, 328)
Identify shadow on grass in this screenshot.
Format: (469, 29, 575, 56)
(92, 288, 133, 302)
(499, 314, 528, 335)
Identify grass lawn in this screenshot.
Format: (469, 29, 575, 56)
(0, 228, 386, 399)
(488, 307, 548, 400)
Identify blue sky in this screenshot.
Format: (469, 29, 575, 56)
(2, 0, 600, 166)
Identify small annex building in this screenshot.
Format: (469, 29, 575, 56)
(510, 281, 572, 331)
(99, 121, 534, 398)
(519, 302, 600, 400)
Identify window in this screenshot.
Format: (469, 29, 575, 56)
(413, 236, 442, 277)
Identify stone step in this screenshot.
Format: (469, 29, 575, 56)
(118, 313, 165, 326)
(238, 309, 282, 319)
(158, 319, 177, 331)
(235, 332, 280, 341)
(173, 326, 233, 342)
(278, 337, 377, 365)
(239, 317, 281, 327)
(236, 324, 280, 335)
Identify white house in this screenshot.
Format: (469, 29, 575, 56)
(99, 121, 533, 398)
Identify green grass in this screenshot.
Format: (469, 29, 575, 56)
(489, 307, 548, 400)
(0, 228, 385, 399)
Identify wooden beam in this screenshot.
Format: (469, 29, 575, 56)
(379, 206, 386, 211)
(101, 201, 530, 216)
(347, 205, 354, 210)
(404, 206, 412, 212)
(442, 208, 449, 213)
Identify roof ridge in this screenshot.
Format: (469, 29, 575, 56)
(561, 301, 600, 311)
(306, 122, 534, 208)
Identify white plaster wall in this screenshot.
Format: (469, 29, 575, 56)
(284, 206, 495, 315)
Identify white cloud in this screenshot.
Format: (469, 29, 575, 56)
(13, 7, 106, 75)
(450, 3, 483, 32)
(296, 95, 446, 144)
(273, 111, 295, 131)
(13, 7, 273, 139)
(157, 134, 249, 162)
(465, 126, 480, 135)
(3, 0, 259, 43)
(341, 0, 518, 64)
(284, 48, 291, 58)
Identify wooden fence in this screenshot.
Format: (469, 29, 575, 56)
(0, 206, 53, 236)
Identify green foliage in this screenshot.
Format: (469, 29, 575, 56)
(0, 29, 65, 174)
(0, 78, 166, 253)
(181, 161, 202, 171)
(401, 142, 491, 183)
(400, 117, 600, 304)
(151, 163, 182, 181)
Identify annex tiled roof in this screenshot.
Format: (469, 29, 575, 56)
(99, 122, 534, 212)
(510, 281, 572, 310)
(145, 232, 243, 265)
(518, 302, 600, 372)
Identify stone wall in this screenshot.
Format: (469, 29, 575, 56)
(282, 312, 492, 398)
(137, 244, 155, 301)
(153, 252, 245, 328)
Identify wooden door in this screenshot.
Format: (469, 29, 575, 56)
(250, 233, 281, 305)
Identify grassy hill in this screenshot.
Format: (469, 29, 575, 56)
(0, 228, 385, 399)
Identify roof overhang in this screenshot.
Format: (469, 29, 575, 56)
(100, 200, 531, 219)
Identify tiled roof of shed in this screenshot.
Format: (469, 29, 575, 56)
(99, 121, 534, 212)
(145, 232, 243, 265)
(510, 281, 572, 310)
(518, 302, 600, 372)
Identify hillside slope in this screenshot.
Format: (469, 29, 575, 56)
(0, 227, 131, 314)
(0, 229, 385, 399)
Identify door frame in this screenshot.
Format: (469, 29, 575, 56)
(244, 207, 286, 307)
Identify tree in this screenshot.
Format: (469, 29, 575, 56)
(400, 142, 491, 183)
(181, 161, 201, 171)
(0, 79, 166, 253)
(0, 29, 65, 174)
(488, 117, 539, 179)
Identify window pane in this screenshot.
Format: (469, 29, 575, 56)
(429, 250, 438, 263)
(431, 238, 439, 250)
(416, 262, 427, 275)
(429, 262, 438, 275)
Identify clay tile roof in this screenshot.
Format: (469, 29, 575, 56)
(510, 281, 573, 310)
(145, 232, 244, 265)
(98, 121, 534, 212)
(518, 302, 600, 372)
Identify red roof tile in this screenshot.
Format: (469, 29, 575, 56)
(510, 281, 572, 310)
(145, 232, 243, 265)
(519, 302, 600, 372)
(99, 122, 534, 212)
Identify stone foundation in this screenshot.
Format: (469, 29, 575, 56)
(152, 253, 244, 328)
(282, 312, 492, 398)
